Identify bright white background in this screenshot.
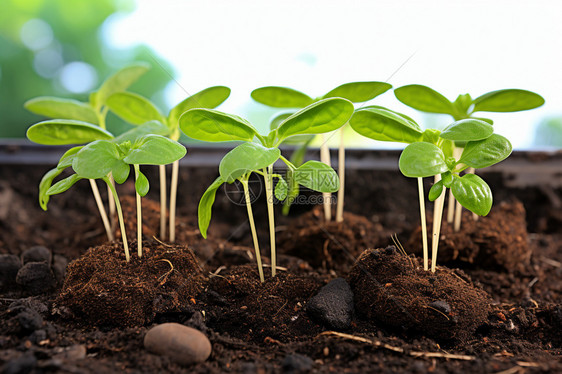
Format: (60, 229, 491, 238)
(103, 0, 562, 149)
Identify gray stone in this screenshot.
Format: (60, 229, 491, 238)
(17, 308, 43, 331)
(21, 246, 51, 265)
(144, 323, 211, 365)
(282, 353, 313, 373)
(2, 352, 37, 374)
(307, 278, 354, 330)
(0, 254, 21, 290)
(429, 300, 451, 315)
(16, 262, 56, 294)
(53, 344, 87, 361)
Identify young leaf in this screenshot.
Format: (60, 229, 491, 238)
(179, 109, 257, 142)
(276, 98, 354, 142)
(106, 92, 164, 125)
(269, 111, 313, 145)
(27, 120, 113, 145)
(251, 86, 314, 108)
(323, 82, 392, 102)
(428, 180, 444, 201)
(219, 142, 280, 183)
(124, 135, 187, 165)
(458, 134, 512, 169)
(350, 106, 423, 143)
(24, 97, 99, 124)
(135, 170, 149, 197)
(453, 93, 473, 115)
(95, 63, 150, 107)
(168, 86, 231, 127)
(399, 142, 449, 178)
(440, 119, 494, 142)
(451, 174, 493, 216)
(472, 89, 545, 113)
(57, 146, 83, 169)
(46, 174, 83, 196)
(38, 168, 63, 210)
(72, 140, 122, 179)
(274, 177, 288, 201)
(294, 160, 340, 193)
(113, 120, 170, 143)
(112, 161, 130, 184)
(198, 176, 225, 238)
(394, 84, 455, 114)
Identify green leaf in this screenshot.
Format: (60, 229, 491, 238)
(113, 120, 170, 143)
(350, 106, 423, 143)
(46, 174, 83, 196)
(322, 81, 392, 102)
(57, 146, 83, 169)
(106, 92, 164, 125)
(472, 89, 545, 113)
(124, 135, 186, 165)
(251, 86, 314, 108)
(168, 86, 231, 127)
(399, 142, 449, 178)
(198, 176, 224, 239)
(269, 111, 294, 131)
(440, 119, 494, 142)
(26, 119, 114, 145)
(219, 142, 280, 183)
(453, 93, 473, 115)
(274, 177, 288, 200)
(179, 108, 258, 142)
(458, 134, 512, 169)
(72, 140, 122, 179)
(270, 112, 315, 145)
(394, 84, 455, 114)
(95, 63, 150, 107)
(428, 180, 444, 201)
(112, 161, 130, 184)
(472, 117, 494, 125)
(451, 174, 493, 216)
(277, 98, 354, 142)
(135, 170, 149, 197)
(38, 168, 63, 210)
(24, 97, 99, 124)
(294, 160, 339, 193)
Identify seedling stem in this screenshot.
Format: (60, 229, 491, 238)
(134, 164, 142, 257)
(320, 134, 332, 222)
(169, 160, 179, 242)
(336, 125, 346, 223)
(417, 177, 428, 270)
(431, 174, 446, 273)
(89, 179, 113, 241)
(107, 174, 116, 232)
(105, 177, 130, 262)
(241, 178, 265, 282)
(263, 165, 277, 277)
(159, 165, 167, 239)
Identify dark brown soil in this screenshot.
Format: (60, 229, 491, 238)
(55, 240, 205, 327)
(408, 200, 531, 271)
(348, 247, 492, 341)
(116, 195, 165, 241)
(277, 205, 390, 274)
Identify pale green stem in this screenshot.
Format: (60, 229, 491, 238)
(105, 178, 129, 262)
(336, 125, 346, 223)
(241, 178, 265, 283)
(107, 173, 116, 232)
(320, 134, 332, 222)
(159, 165, 167, 240)
(467, 167, 478, 221)
(448, 147, 463, 224)
(417, 177, 428, 271)
(454, 198, 462, 232)
(169, 160, 179, 243)
(89, 179, 114, 241)
(263, 166, 276, 277)
(134, 165, 142, 258)
(431, 174, 446, 273)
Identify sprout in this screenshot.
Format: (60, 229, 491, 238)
(251, 82, 392, 221)
(106, 86, 230, 242)
(180, 98, 353, 280)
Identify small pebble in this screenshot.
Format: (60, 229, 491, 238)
(282, 353, 313, 373)
(53, 344, 87, 361)
(144, 323, 211, 365)
(307, 278, 354, 330)
(0, 254, 21, 290)
(429, 300, 451, 315)
(21, 246, 51, 265)
(2, 352, 37, 374)
(16, 262, 56, 294)
(17, 309, 43, 332)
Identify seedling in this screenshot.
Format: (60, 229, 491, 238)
(398, 119, 512, 272)
(25, 63, 150, 239)
(251, 82, 391, 222)
(106, 86, 230, 242)
(44, 134, 186, 261)
(179, 98, 353, 279)
(394, 84, 544, 227)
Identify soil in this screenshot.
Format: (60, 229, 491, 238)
(0, 163, 561, 373)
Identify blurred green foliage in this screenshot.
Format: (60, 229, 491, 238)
(534, 117, 562, 147)
(0, 0, 173, 138)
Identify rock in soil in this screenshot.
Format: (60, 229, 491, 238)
(408, 200, 531, 271)
(348, 247, 492, 341)
(277, 206, 389, 274)
(15, 262, 56, 294)
(21, 246, 51, 265)
(16, 308, 43, 332)
(281, 353, 314, 373)
(2, 352, 37, 374)
(144, 323, 211, 365)
(307, 278, 354, 330)
(55, 239, 205, 327)
(52, 254, 68, 284)
(0, 254, 21, 290)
